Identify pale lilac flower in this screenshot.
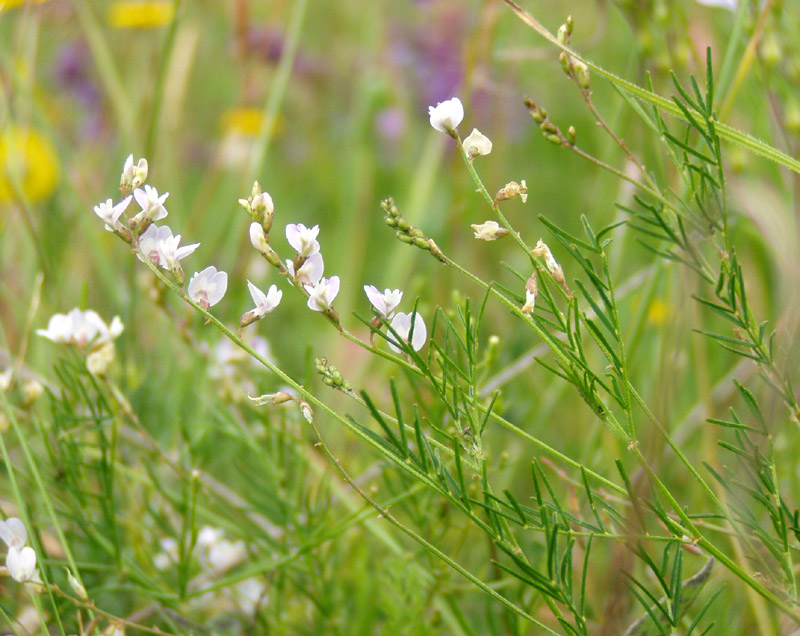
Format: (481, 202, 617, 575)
(285, 223, 320, 258)
(286, 252, 324, 286)
(37, 309, 123, 349)
(388, 312, 427, 353)
(246, 281, 282, 318)
(6, 546, 42, 584)
(305, 276, 340, 312)
(137, 224, 199, 269)
(471, 220, 509, 241)
(0, 518, 27, 550)
(188, 266, 228, 309)
(158, 231, 200, 271)
(133, 185, 169, 222)
(363, 285, 403, 320)
(428, 97, 464, 133)
(93, 195, 132, 232)
(463, 128, 492, 158)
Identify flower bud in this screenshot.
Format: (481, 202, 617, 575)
(566, 126, 577, 145)
(300, 401, 313, 423)
(250, 222, 268, 255)
(132, 158, 148, 189)
(573, 59, 590, 89)
(65, 568, 88, 601)
(22, 381, 44, 407)
(87, 342, 116, 377)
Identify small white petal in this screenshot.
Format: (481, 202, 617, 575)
(463, 128, 493, 158)
(428, 97, 464, 133)
(388, 312, 427, 353)
(0, 518, 27, 550)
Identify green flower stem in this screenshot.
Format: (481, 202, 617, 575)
(307, 420, 560, 633)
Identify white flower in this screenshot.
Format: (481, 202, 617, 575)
(138, 224, 199, 269)
(428, 97, 464, 133)
(250, 222, 268, 253)
(363, 285, 403, 320)
(471, 220, 509, 241)
(522, 289, 536, 315)
(463, 128, 492, 158)
(93, 196, 132, 232)
(388, 312, 427, 353)
(247, 281, 282, 318)
(696, 0, 736, 8)
(285, 223, 320, 258)
(286, 252, 324, 286)
(0, 518, 27, 550)
(6, 546, 42, 583)
(188, 266, 228, 309)
(305, 276, 340, 312)
(158, 231, 200, 271)
(133, 185, 169, 222)
(37, 309, 124, 349)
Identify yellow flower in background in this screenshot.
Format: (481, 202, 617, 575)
(646, 299, 670, 326)
(218, 108, 284, 168)
(0, 0, 51, 12)
(108, 1, 174, 29)
(0, 126, 60, 204)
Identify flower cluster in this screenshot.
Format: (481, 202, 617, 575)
(0, 517, 42, 585)
(37, 308, 124, 375)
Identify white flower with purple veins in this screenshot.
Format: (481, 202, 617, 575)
(247, 281, 282, 318)
(0, 518, 27, 550)
(364, 285, 403, 320)
(188, 266, 228, 309)
(285, 223, 320, 258)
(388, 312, 427, 353)
(286, 252, 324, 286)
(93, 195, 132, 232)
(428, 97, 464, 133)
(37, 309, 124, 349)
(305, 276, 340, 312)
(133, 185, 169, 221)
(6, 546, 42, 584)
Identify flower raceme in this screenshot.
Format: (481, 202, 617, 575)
(428, 97, 464, 134)
(188, 266, 228, 309)
(37, 308, 124, 350)
(363, 285, 403, 320)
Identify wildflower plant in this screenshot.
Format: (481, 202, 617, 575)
(4, 1, 800, 634)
